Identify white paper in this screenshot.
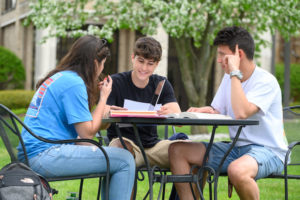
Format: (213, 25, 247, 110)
(124, 99, 162, 111)
(117, 99, 161, 127)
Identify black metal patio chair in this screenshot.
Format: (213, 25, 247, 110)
(107, 123, 179, 200)
(0, 104, 110, 200)
(263, 105, 300, 200)
(133, 125, 177, 200)
(154, 105, 300, 200)
(216, 105, 300, 200)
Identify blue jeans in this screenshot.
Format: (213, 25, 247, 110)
(203, 142, 284, 180)
(28, 144, 135, 200)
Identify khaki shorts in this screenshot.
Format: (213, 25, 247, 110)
(109, 137, 188, 168)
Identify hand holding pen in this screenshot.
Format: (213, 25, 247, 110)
(98, 75, 112, 102)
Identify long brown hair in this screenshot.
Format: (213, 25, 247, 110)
(36, 35, 110, 110)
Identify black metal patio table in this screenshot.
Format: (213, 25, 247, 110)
(103, 117, 259, 200)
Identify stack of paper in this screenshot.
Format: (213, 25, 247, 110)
(110, 110, 165, 118)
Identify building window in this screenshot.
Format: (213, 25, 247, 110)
(3, 0, 16, 13)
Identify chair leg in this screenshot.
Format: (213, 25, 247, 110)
(228, 177, 233, 198)
(143, 186, 151, 200)
(79, 178, 84, 200)
(161, 171, 167, 200)
(97, 177, 102, 200)
(157, 174, 166, 200)
(208, 176, 213, 200)
(162, 179, 166, 200)
(133, 171, 138, 200)
(142, 182, 156, 200)
(189, 182, 198, 200)
(284, 159, 289, 200)
(285, 176, 288, 200)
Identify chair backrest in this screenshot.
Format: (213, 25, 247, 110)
(0, 104, 30, 165)
(283, 105, 300, 119)
(283, 105, 300, 164)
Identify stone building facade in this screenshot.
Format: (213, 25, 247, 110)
(0, 0, 34, 89)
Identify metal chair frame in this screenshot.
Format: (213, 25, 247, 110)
(263, 105, 300, 200)
(0, 104, 110, 200)
(108, 125, 177, 200)
(209, 105, 300, 200)
(131, 125, 199, 200)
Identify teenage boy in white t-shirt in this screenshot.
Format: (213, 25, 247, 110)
(168, 26, 288, 200)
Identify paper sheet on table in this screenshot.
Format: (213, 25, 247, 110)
(124, 99, 162, 111)
(117, 99, 162, 128)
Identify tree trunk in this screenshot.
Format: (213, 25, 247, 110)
(172, 35, 216, 134)
(191, 126, 209, 135)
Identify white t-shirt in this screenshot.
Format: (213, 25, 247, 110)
(211, 66, 288, 162)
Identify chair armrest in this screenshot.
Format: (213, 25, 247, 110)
(38, 137, 109, 165)
(283, 141, 300, 167)
(18, 116, 109, 165)
(21, 119, 110, 173)
(7, 105, 110, 166)
(288, 141, 300, 150)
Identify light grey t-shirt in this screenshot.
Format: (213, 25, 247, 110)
(212, 66, 288, 162)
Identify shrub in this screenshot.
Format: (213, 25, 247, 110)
(275, 63, 300, 102)
(0, 90, 35, 109)
(0, 46, 25, 89)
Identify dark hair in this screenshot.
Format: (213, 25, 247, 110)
(133, 37, 162, 62)
(213, 26, 255, 60)
(36, 35, 110, 110)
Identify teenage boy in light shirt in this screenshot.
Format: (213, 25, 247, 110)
(168, 26, 288, 200)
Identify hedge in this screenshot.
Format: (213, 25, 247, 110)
(0, 46, 25, 89)
(0, 90, 35, 109)
(275, 63, 300, 102)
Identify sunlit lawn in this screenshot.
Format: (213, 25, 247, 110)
(0, 113, 299, 199)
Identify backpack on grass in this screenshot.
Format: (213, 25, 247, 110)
(0, 162, 53, 200)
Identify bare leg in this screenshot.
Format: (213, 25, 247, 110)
(109, 139, 135, 157)
(169, 142, 207, 200)
(227, 155, 259, 200)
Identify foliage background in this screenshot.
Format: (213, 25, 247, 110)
(276, 63, 300, 102)
(26, 0, 300, 108)
(0, 46, 25, 90)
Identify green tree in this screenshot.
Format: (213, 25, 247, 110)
(26, 0, 300, 133)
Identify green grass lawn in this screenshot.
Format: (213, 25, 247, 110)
(0, 114, 299, 199)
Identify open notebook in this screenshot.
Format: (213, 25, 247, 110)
(165, 112, 232, 120)
(110, 110, 232, 120)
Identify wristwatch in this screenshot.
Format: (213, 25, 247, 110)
(230, 70, 243, 80)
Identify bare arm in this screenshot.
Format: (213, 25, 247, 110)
(187, 106, 220, 114)
(226, 45, 259, 119)
(74, 76, 112, 139)
(99, 105, 127, 130)
(157, 102, 181, 115)
(231, 77, 259, 119)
